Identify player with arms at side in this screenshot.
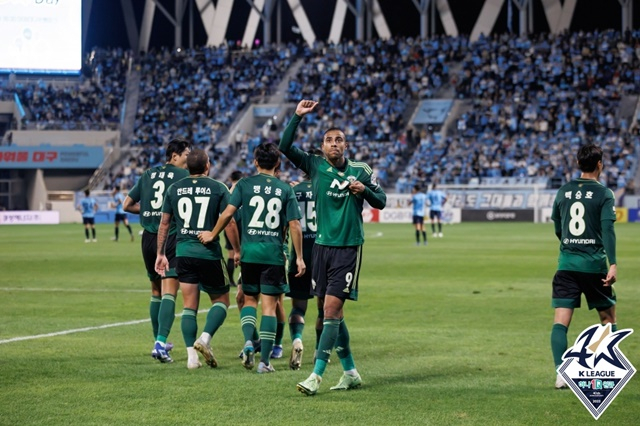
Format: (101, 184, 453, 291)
(77, 189, 98, 242)
(550, 144, 618, 389)
(123, 138, 191, 362)
(279, 100, 387, 395)
(111, 185, 135, 242)
(427, 182, 447, 237)
(155, 148, 240, 369)
(410, 185, 427, 245)
(286, 155, 323, 370)
(198, 142, 305, 374)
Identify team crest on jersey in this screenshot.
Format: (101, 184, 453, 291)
(557, 324, 635, 420)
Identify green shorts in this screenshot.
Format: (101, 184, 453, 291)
(240, 262, 289, 296)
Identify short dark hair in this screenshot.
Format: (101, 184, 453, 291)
(577, 144, 603, 173)
(84, 189, 90, 196)
(254, 142, 280, 170)
(413, 185, 421, 192)
(114, 185, 120, 191)
(230, 170, 244, 182)
(187, 148, 209, 175)
(323, 127, 345, 139)
(166, 137, 191, 161)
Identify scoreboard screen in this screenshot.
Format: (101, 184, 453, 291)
(0, 0, 82, 74)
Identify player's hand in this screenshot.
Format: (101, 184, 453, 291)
(289, 181, 299, 187)
(234, 251, 241, 267)
(295, 257, 306, 278)
(602, 264, 617, 286)
(296, 100, 318, 116)
(198, 231, 214, 244)
(154, 255, 168, 277)
(348, 180, 365, 195)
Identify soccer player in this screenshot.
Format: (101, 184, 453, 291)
(410, 185, 427, 245)
(112, 185, 134, 242)
(426, 182, 447, 237)
(123, 137, 191, 363)
(198, 142, 305, 374)
(279, 100, 387, 396)
(77, 189, 98, 242)
(155, 148, 240, 369)
(286, 169, 320, 371)
(550, 144, 617, 389)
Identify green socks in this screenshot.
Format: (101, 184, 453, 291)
(149, 296, 161, 339)
(551, 323, 568, 370)
(204, 302, 228, 336)
(156, 294, 176, 343)
(335, 319, 355, 371)
(313, 319, 340, 377)
(181, 308, 198, 347)
(260, 316, 277, 364)
(240, 306, 258, 343)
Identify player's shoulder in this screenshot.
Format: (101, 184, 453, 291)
(348, 159, 373, 175)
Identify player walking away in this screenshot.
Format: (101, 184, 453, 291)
(123, 138, 191, 362)
(410, 185, 427, 245)
(550, 144, 617, 389)
(112, 185, 134, 242)
(286, 171, 320, 370)
(279, 100, 387, 396)
(155, 148, 240, 369)
(77, 189, 98, 242)
(223, 170, 244, 287)
(427, 182, 447, 237)
(198, 142, 305, 374)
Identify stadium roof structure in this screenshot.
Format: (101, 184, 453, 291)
(84, 0, 635, 51)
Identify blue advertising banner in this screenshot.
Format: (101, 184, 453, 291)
(0, 145, 103, 169)
(412, 99, 454, 125)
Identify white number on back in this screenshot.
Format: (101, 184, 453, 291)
(150, 181, 165, 209)
(569, 201, 586, 236)
(248, 196, 282, 229)
(177, 196, 210, 228)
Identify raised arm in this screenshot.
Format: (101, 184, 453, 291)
(278, 100, 318, 168)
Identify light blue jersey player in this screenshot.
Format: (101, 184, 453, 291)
(410, 185, 427, 245)
(77, 189, 98, 242)
(112, 185, 134, 242)
(426, 182, 447, 237)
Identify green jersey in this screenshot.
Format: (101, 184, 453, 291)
(230, 173, 301, 266)
(288, 181, 316, 274)
(128, 164, 189, 234)
(551, 178, 617, 273)
(279, 114, 387, 247)
(162, 176, 230, 260)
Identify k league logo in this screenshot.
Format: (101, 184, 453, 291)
(558, 324, 635, 420)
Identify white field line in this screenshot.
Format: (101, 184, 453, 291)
(0, 304, 238, 345)
(0, 287, 148, 293)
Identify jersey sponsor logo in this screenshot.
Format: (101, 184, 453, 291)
(247, 229, 279, 237)
(563, 238, 596, 245)
(558, 324, 635, 420)
(142, 211, 162, 217)
(330, 179, 350, 190)
(326, 191, 350, 198)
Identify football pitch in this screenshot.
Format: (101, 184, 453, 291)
(1, 222, 638, 425)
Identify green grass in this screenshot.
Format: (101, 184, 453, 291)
(1, 222, 639, 425)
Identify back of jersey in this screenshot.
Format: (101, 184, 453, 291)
(289, 181, 316, 274)
(230, 173, 301, 266)
(552, 178, 616, 273)
(130, 164, 189, 233)
(163, 176, 230, 260)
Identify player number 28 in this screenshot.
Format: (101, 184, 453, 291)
(248, 196, 282, 229)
